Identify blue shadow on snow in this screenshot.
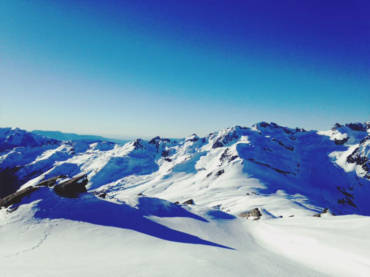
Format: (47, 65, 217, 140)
(21, 188, 233, 250)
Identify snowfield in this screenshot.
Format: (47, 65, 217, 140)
(0, 122, 369, 276)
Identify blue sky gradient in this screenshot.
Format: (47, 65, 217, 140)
(1, 0, 369, 138)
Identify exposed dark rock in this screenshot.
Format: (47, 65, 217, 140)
(229, 155, 238, 162)
(96, 192, 106, 199)
(133, 139, 144, 149)
(206, 172, 212, 178)
(212, 130, 239, 149)
(247, 158, 293, 176)
(212, 140, 224, 149)
(215, 169, 225, 177)
(149, 136, 171, 145)
(347, 147, 368, 165)
(220, 149, 239, 164)
(336, 186, 354, 199)
(313, 208, 334, 217)
(186, 134, 199, 142)
(36, 175, 64, 187)
(345, 123, 367, 132)
(295, 128, 306, 132)
(239, 208, 262, 220)
(0, 167, 21, 198)
(182, 199, 194, 205)
(220, 149, 230, 163)
(164, 158, 172, 162)
(271, 138, 294, 151)
(0, 186, 39, 208)
(149, 136, 161, 144)
(346, 146, 369, 179)
(338, 198, 357, 208)
(334, 137, 349, 145)
(53, 174, 88, 198)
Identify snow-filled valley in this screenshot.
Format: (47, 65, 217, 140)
(1, 122, 370, 276)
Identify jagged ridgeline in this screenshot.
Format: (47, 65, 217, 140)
(0, 122, 369, 217)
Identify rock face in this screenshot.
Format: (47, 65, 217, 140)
(313, 208, 334, 217)
(0, 175, 87, 208)
(239, 208, 262, 220)
(182, 199, 194, 205)
(0, 186, 39, 208)
(53, 174, 88, 198)
(0, 167, 21, 198)
(346, 138, 370, 179)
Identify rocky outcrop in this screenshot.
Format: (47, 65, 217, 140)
(239, 208, 262, 220)
(182, 199, 194, 205)
(345, 123, 367, 132)
(215, 169, 225, 177)
(220, 149, 238, 164)
(346, 138, 370, 179)
(0, 175, 88, 208)
(133, 139, 144, 150)
(313, 208, 334, 217)
(0, 186, 39, 208)
(0, 167, 21, 198)
(334, 137, 349, 145)
(53, 174, 88, 198)
(247, 158, 294, 176)
(212, 130, 240, 149)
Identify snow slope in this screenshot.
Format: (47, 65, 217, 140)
(1, 122, 370, 276)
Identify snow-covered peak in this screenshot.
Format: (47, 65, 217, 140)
(1, 123, 370, 217)
(0, 127, 59, 152)
(319, 122, 369, 145)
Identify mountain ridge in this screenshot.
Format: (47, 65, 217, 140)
(1, 121, 369, 216)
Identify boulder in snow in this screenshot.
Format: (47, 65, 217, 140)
(53, 174, 88, 198)
(239, 208, 262, 220)
(182, 199, 194, 205)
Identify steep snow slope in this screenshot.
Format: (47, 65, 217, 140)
(1, 122, 370, 276)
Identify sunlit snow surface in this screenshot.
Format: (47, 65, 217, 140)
(1, 123, 370, 276)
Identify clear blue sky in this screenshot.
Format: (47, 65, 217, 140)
(1, 0, 369, 138)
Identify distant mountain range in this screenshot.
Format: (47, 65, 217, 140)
(1, 122, 369, 215)
(31, 130, 130, 145)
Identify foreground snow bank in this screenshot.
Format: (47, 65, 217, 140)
(1, 194, 370, 277)
(249, 215, 370, 277)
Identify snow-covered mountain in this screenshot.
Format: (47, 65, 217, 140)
(31, 130, 129, 145)
(1, 122, 369, 215)
(1, 122, 370, 276)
